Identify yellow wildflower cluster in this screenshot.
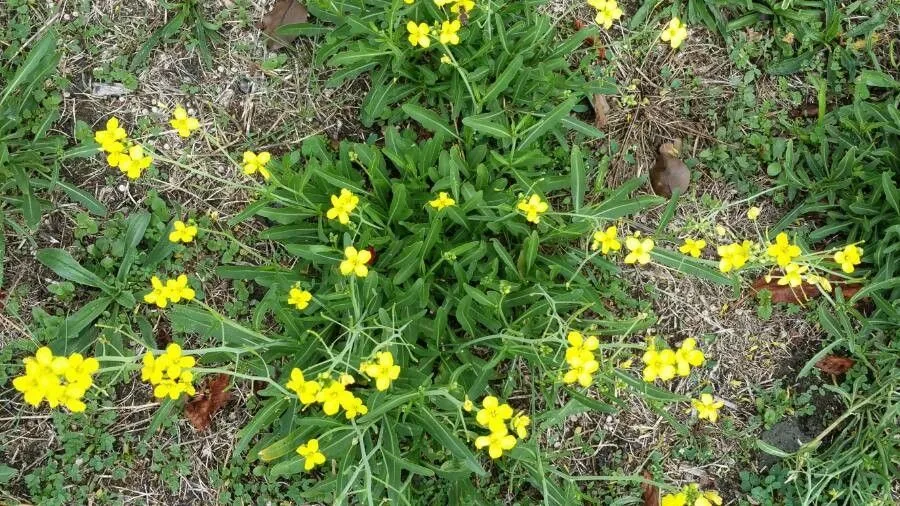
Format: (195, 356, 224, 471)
(141, 343, 196, 399)
(473, 395, 529, 459)
(286, 367, 369, 420)
(717, 240, 753, 273)
(12, 347, 99, 412)
(94, 117, 154, 180)
(661, 17, 688, 49)
(360, 351, 401, 391)
(296, 438, 327, 471)
(243, 150, 272, 180)
(168, 220, 198, 243)
(517, 194, 550, 224)
(642, 338, 704, 382)
(406, 1, 471, 50)
(662, 483, 723, 506)
(143, 274, 196, 309)
(169, 106, 200, 138)
(326, 188, 360, 224)
(562, 331, 600, 387)
(588, 0, 623, 29)
(287, 285, 313, 310)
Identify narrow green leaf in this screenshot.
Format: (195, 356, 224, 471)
(518, 96, 578, 150)
(650, 249, 734, 286)
(36, 249, 111, 290)
(570, 145, 585, 212)
(13, 169, 40, 230)
(462, 113, 512, 140)
(56, 296, 113, 339)
(412, 409, 487, 477)
(401, 103, 459, 140)
(482, 55, 523, 103)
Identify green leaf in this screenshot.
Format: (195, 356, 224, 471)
(611, 370, 688, 402)
(13, 169, 40, 230)
(401, 103, 459, 139)
(570, 145, 585, 212)
(0, 465, 17, 485)
(56, 296, 113, 340)
(117, 211, 151, 282)
(462, 113, 512, 140)
(767, 51, 815, 76)
(236, 398, 289, 456)
(282, 244, 343, 264)
(36, 249, 112, 291)
(756, 439, 792, 458)
(55, 179, 107, 216)
(518, 230, 539, 277)
(0, 217, 5, 289)
(482, 55, 523, 103)
(412, 409, 487, 477)
(518, 96, 578, 150)
(881, 171, 900, 214)
(650, 249, 734, 286)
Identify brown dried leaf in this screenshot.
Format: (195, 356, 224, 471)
(259, 0, 309, 50)
(650, 142, 690, 198)
(815, 355, 855, 375)
(185, 374, 231, 431)
(593, 94, 610, 128)
(641, 471, 659, 506)
(750, 277, 862, 304)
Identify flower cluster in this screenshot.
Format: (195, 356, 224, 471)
(359, 351, 401, 391)
(141, 343, 196, 399)
(94, 117, 154, 180)
(286, 367, 369, 420)
(473, 395, 529, 459)
(641, 338, 704, 382)
(243, 150, 272, 180)
(296, 438, 327, 471)
(406, 1, 472, 50)
(588, 0, 624, 29)
(143, 274, 196, 308)
(326, 188, 360, 224)
(12, 347, 99, 412)
(662, 483, 722, 506)
(168, 220, 198, 243)
(562, 331, 600, 387)
(517, 194, 550, 224)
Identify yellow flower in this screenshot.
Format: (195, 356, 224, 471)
(165, 274, 196, 303)
(326, 188, 360, 224)
(296, 438, 327, 471)
(451, 0, 475, 13)
(59, 383, 88, 412)
(243, 151, 271, 180)
(661, 492, 687, 506)
(12, 347, 98, 412)
(565, 330, 599, 365)
(834, 244, 862, 273)
(405, 0, 415, 3)
(286, 368, 321, 405)
(806, 273, 833, 293)
(624, 235, 654, 264)
(141, 344, 196, 399)
(434, 0, 454, 6)
(361, 351, 401, 391)
(695, 490, 723, 506)
(674, 338, 705, 376)
(766, 232, 801, 267)
(168, 220, 198, 243)
(678, 238, 706, 258)
(778, 263, 808, 288)
(406, 21, 431, 48)
(439, 19, 461, 45)
(511, 412, 530, 439)
(64, 353, 99, 390)
(462, 396, 474, 412)
(474, 427, 517, 459)
(287, 287, 313, 310)
(118, 145, 153, 180)
(339, 246, 372, 278)
(747, 206, 761, 221)
(440, 54, 452, 64)
(316, 381, 350, 416)
(169, 106, 200, 137)
(153, 372, 196, 399)
(591, 226, 621, 254)
(341, 394, 368, 420)
(340, 374, 355, 386)
(94, 117, 127, 149)
(641, 346, 676, 382)
(717, 240, 752, 273)
(692, 393, 725, 423)
(594, 1, 623, 29)
(104, 141, 127, 168)
(429, 191, 456, 210)
(661, 17, 688, 49)
(517, 194, 550, 224)
(143, 276, 170, 308)
(563, 356, 599, 387)
(475, 395, 514, 432)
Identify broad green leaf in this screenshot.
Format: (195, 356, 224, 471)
(236, 398, 289, 456)
(462, 113, 512, 140)
(518, 96, 578, 150)
(13, 169, 40, 230)
(56, 296, 113, 340)
(518, 230, 539, 277)
(650, 249, 734, 286)
(402, 103, 459, 140)
(282, 244, 343, 264)
(117, 211, 151, 282)
(482, 55, 523, 103)
(412, 409, 487, 477)
(37, 248, 112, 290)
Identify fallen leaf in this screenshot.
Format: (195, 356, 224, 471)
(750, 277, 862, 304)
(592, 94, 610, 128)
(641, 470, 659, 506)
(185, 374, 231, 431)
(259, 0, 309, 50)
(650, 142, 690, 198)
(789, 103, 819, 119)
(815, 355, 855, 375)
